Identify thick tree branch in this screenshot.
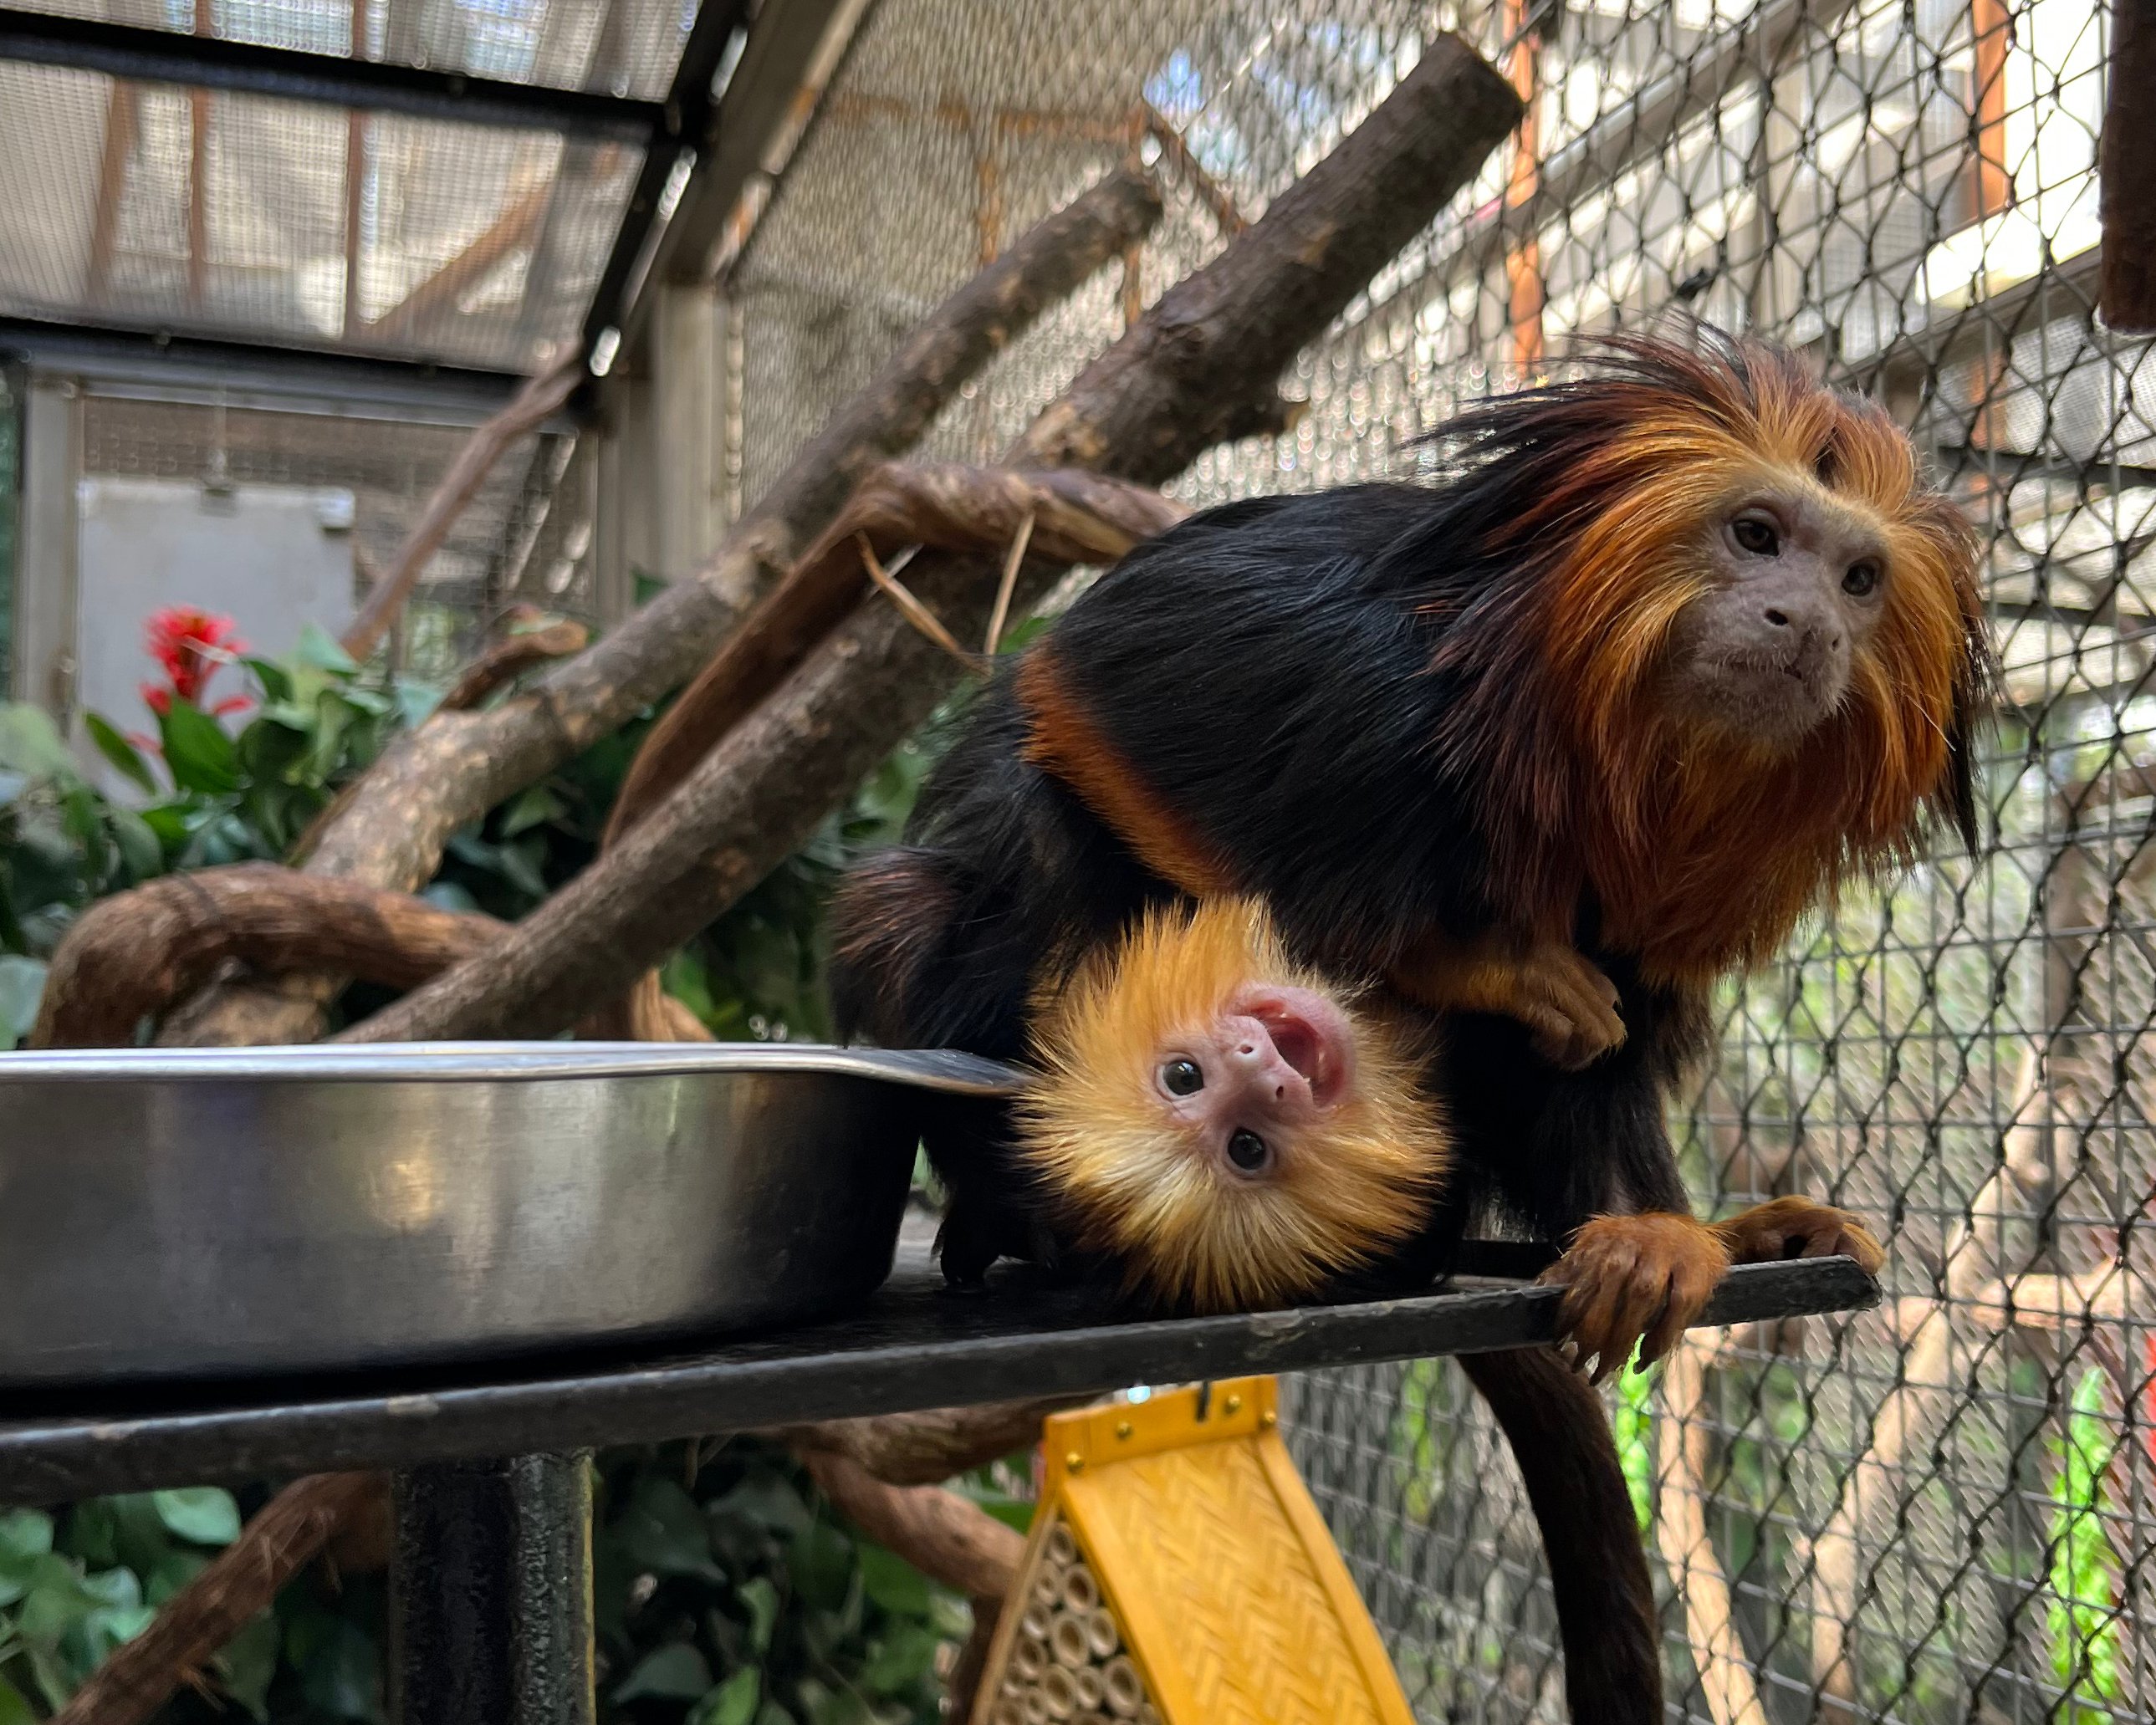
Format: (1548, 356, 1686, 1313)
(30, 865, 502, 1049)
(345, 35, 1522, 1043)
(51, 1473, 380, 1725)
(603, 462, 1187, 846)
(437, 616, 591, 712)
(165, 171, 1162, 1049)
(340, 360, 585, 665)
(800, 1450, 1023, 1603)
(771, 1396, 1082, 1486)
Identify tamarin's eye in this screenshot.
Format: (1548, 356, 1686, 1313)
(1731, 515, 1780, 556)
(1842, 560, 1880, 598)
(1160, 1058, 1204, 1096)
(1226, 1129, 1270, 1172)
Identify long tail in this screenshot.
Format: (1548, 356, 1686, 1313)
(1458, 1348, 1661, 1725)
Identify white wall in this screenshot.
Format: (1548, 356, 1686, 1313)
(74, 477, 356, 798)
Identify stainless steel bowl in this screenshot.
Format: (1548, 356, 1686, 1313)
(0, 1042, 1019, 1386)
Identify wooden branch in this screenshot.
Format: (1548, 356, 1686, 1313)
(770, 1396, 1081, 1487)
(799, 1449, 1023, 1602)
(1141, 100, 1249, 236)
(860, 538, 977, 668)
(343, 36, 1522, 1043)
(600, 459, 1184, 847)
(161, 170, 1162, 1050)
(29, 865, 502, 1049)
(437, 617, 590, 711)
(946, 1597, 1002, 1723)
(51, 1473, 379, 1725)
(366, 176, 559, 346)
(339, 357, 584, 666)
(1654, 1340, 1768, 1725)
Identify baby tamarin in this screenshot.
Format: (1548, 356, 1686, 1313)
(1013, 896, 1451, 1314)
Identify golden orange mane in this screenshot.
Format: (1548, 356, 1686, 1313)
(1432, 334, 1986, 986)
(1014, 898, 1450, 1313)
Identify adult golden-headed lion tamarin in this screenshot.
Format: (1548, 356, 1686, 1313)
(832, 328, 1972, 1725)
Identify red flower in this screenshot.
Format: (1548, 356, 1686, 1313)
(140, 607, 251, 721)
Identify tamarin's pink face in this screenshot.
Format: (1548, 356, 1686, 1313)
(1151, 982, 1357, 1177)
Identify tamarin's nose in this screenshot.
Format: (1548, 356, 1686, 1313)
(1764, 606, 1790, 627)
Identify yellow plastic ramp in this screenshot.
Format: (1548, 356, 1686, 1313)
(973, 1375, 1414, 1725)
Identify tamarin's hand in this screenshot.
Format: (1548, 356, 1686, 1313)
(1541, 1197, 1885, 1381)
(1387, 926, 1626, 1070)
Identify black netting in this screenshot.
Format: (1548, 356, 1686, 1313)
(725, 2, 2142, 1719)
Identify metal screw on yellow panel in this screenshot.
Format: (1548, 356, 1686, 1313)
(1224, 1395, 1243, 1415)
(1066, 1452, 1085, 1472)
(1116, 1421, 1133, 1439)
(1260, 1411, 1278, 1429)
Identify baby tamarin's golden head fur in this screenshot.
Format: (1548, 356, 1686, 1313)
(1014, 897, 1449, 1314)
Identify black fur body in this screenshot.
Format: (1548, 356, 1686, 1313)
(833, 483, 1701, 1284)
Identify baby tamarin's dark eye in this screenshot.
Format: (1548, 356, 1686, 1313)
(1227, 1129, 1269, 1171)
(1160, 1058, 1203, 1096)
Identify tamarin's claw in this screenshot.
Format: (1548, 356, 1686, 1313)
(1539, 1212, 1732, 1383)
(1713, 1195, 1887, 1275)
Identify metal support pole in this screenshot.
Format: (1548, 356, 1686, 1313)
(388, 1452, 596, 1725)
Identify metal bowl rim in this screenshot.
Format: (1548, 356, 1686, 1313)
(0, 1040, 1025, 1094)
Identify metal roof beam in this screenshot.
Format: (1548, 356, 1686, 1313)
(0, 8, 662, 140)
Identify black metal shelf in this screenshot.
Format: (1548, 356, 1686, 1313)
(0, 1244, 1878, 1501)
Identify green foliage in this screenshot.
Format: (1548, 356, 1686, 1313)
(595, 1442, 985, 1725)
(0, 1493, 244, 1716)
(1611, 1355, 1654, 1533)
(2046, 1367, 2123, 1723)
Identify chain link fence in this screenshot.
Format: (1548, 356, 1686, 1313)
(725, 0, 2140, 1720)
(72, 391, 593, 678)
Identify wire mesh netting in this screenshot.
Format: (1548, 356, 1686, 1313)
(75, 390, 595, 676)
(724, 0, 2142, 1721)
(0, 29, 646, 368)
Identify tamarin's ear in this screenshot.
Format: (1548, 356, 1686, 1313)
(828, 847, 968, 1045)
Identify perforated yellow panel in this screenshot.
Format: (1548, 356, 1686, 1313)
(973, 1377, 1413, 1725)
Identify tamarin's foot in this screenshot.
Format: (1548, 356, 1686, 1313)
(1390, 928, 1625, 1070)
(1539, 1212, 1729, 1383)
(1714, 1194, 1886, 1274)
(1541, 1198, 1887, 1381)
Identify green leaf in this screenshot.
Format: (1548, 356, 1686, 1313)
(420, 880, 483, 914)
(789, 1523, 854, 1615)
(613, 1642, 713, 1702)
(139, 804, 192, 848)
(156, 700, 242, 795)
(0, 705, 76, 780)
(287, 1606, 381, 1722)
(154, 1487, 241, 1547)
(0, 1674, 33, 1725)
(245, 656, 294, 703)
(83, 714, 157, 794)
(692, 1667, 762, 1725)
(107, 809, 162, 883)
(856, 1544, 931, 1617)
(860, 1621, 943, 1694)
(0, 1510, 52, 1562)
(215, 1610, 280, 1721)
(618, 1477, 723, 1582)
(717, 1472, 813, 1537)
(145, 1547, 210, 1605)
(498, 784, 566, 839)
(0, 956, 46, 1050)
(294, 623, 360, 676)
(737, 1576, 780, 1655)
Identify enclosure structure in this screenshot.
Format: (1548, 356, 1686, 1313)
(0, 0, 2144, 1722)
